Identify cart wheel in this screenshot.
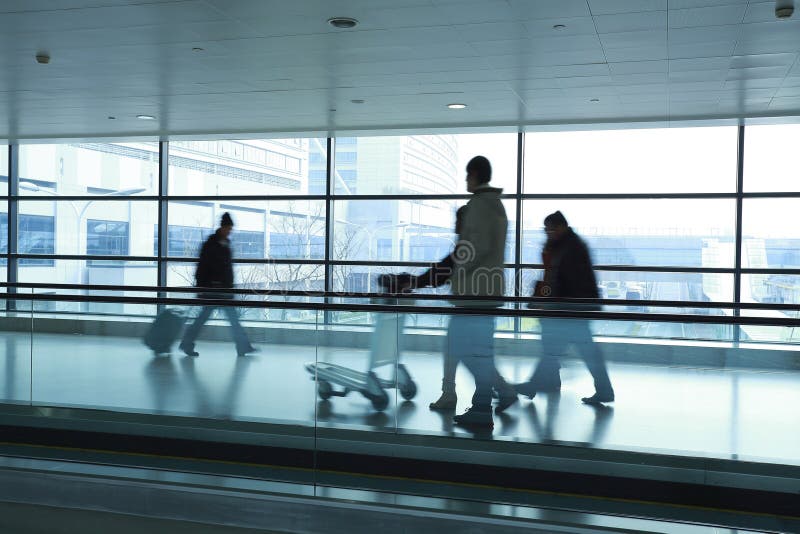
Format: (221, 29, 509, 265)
(396, 364, 417, 400)
(366, 372, 389, 411)
(399, 380, 417, 401)
(370, 390, 390, 411)
(318, 380, 333, 400)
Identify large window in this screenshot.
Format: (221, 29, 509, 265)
(2, 125, 799, 342)
(18, 143, 158, 196)
(332, 133, 517, 195)
(524, 126, 737, 194)
(86, 219, 129, 256)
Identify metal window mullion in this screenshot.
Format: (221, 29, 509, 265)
(323, 137, 334, 326)
(733, 124, 745, 345)
(514, 132, 524, 335)
(7, 145, 18, 311)
(157, 141, 169, 305)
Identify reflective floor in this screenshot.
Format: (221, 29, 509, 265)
(1, 332, 799, 464)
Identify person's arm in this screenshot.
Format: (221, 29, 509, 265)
(416, 253, 454, 288)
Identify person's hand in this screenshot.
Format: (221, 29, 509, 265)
(377, 273, 415, 293)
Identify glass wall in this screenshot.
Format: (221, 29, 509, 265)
(1, 124, 798, 344)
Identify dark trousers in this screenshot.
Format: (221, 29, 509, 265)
(442, 318, 510, 393)
(181, 305, 251, 353)
(447, 314, 498, 412)
(532, 318, 614, 397)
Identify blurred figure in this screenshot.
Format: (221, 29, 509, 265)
(385, 156, 511, 428)
(516, 211, 614, 405)
(391, 205, 516, 413)
(179, 212, 258, 358)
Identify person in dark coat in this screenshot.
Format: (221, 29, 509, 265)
(179, 212, 257, 357)
(516, 211, 614, 405)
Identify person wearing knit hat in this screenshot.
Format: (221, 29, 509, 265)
(515, 211, 614, 405)
(179, 211, 258, 357)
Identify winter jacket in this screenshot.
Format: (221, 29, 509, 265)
(450, 185, 507, 303)
(547, 228, 599, 304)
(195, 231, 234, 291)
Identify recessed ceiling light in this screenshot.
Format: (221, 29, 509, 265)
(589, 98, 600, 103)
(328, 17, 358, 29)
(136, 114, 156, 120)
(350, 99, 365, 104)
(107, 116, 116, 120)
(447, 103, 467, 109)
(553, 24, 567, 30)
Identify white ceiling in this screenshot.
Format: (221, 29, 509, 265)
(1, 0, 800, 140)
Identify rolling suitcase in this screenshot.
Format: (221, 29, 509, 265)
(144, 309, 184, 354)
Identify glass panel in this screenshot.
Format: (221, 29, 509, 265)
(17, 200, 157, 258)
(523, 126, 737, 194)
(166, 261, 324, 296)
(521, 199, 735, 267)
(315, 308, 402, 431)
(19, 259, 157, 287)
(595, 270, 734, 304)
(742, 199, 800, 270)
(332, 199, 516, 263)
(744, 123, 800, 192)
(168, 138, 326, 196)
(31, 295, 320, 433)
(0, 291, 31, 404)
(167, 200, 325, 260)
(332, 133, 518, 195)
(382, 309, 800, 463)
(739, 274, 800, 345)
(0, 201, 7, 266)
(18, 143, 158, 196)
(0, 145, 7, 196)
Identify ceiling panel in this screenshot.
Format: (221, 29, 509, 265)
(593, 11, 666, 33)
(588, 0, 666, 15)
(668, 4, 747, 28)
(0, 1, 799, 138)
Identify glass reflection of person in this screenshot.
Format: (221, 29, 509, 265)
(516, 211, 614, 405)
(180, 212, 258, 358)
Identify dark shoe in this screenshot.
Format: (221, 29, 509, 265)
(429, 391, 457, 411)
(495, 385, 518, 414)
(237, 345, 259, 357)
(514, 380, 561, 399)
(581, 393, 614, 405)
(453, 408, 494, 428)
(179, 343, 199, 357)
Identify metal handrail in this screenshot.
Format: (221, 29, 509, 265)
(3, 281, 800, 312)
(2, 289, 799, 327)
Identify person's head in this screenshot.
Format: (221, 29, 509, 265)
(465, 155, 491, 192)
(543, 211, 569, 241)
(219, 212, 234, 238)
(454, 205, 467, 235)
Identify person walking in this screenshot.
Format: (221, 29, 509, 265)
(515, 211, 614, 405)
(179, 212, 258, 358)
(384, 156, 512, 428)
(386, 205, 517, 413)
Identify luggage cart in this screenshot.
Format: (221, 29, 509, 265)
(305, 297, 417, 411)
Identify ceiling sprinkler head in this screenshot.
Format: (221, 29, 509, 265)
(328, 17, 358, 29)
(35, 52, 50, 64)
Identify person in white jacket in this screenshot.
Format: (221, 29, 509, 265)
(381, 156, 511, 429)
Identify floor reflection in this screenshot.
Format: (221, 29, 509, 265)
(2, 332, 798, 462)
